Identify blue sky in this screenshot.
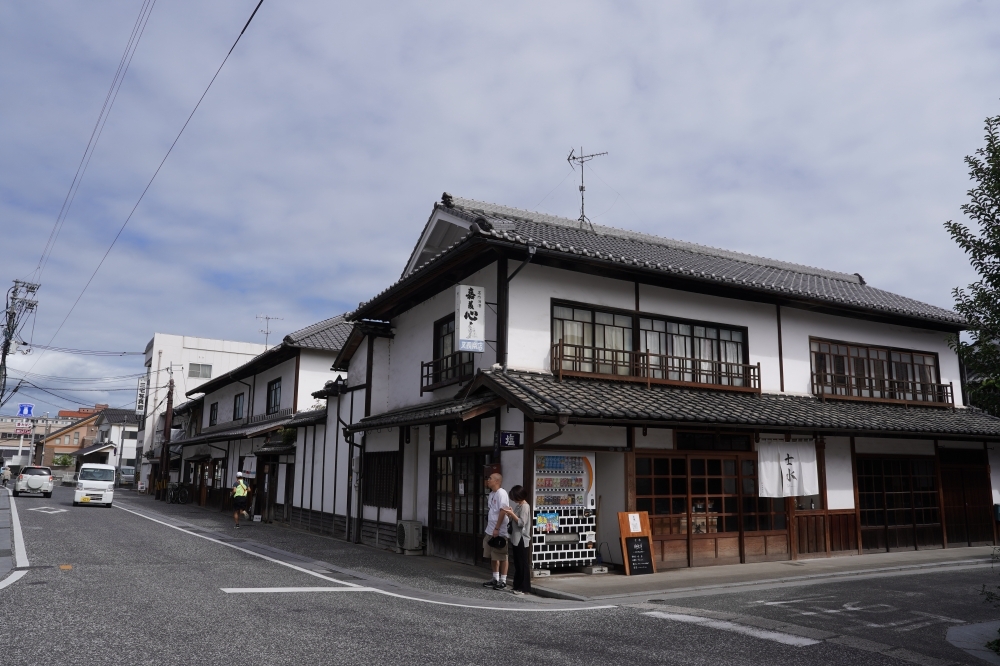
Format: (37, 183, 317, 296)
(1, 1, 998, 413)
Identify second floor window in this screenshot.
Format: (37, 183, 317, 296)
(552, 302, 751, 388)
(208, 402, 218, 426)
(552, 305, 633, 375)
(233, 392, 245, 420)
(266, 378, 281, 415)
(810, 338, 946, 403)
(427, 314, 473, 385)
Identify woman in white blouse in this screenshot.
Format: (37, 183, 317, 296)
(502, 485, 532, 595)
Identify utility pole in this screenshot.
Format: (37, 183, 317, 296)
(0, 280, 40, 408)
(37, 412, 51, 465)
(566, 147, 608, 231)
(156, 377, 174, 501)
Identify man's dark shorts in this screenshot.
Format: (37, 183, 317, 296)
(233, 497, 247, 510)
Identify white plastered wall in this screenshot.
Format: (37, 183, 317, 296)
(534, 423, 627, 448)
(296, 349, 341, 411)
(383, 263, 498, 413)
(854, 438, 935, 456)
(824, 437, 854, 510)
(635, 428, 673, 449)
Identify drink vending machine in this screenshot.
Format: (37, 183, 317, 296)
(532, 452, 597, 570)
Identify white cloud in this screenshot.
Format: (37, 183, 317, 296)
(1, 0, 997, 410)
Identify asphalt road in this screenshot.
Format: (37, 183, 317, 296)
(0, 486, 996, 665)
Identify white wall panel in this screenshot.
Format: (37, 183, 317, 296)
(534, 423, 627, 448)
(635, 428, 673, 449)
(854, 438, 935, 456)
(824, 437, 854, 510)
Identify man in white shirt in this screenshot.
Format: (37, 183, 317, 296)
(482, 472, 510, 590)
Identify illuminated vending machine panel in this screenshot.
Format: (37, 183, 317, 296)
(532, 453, 596, 569)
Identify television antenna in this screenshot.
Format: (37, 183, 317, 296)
(257, 314, 283, 347)
(566, 147, 607, 231)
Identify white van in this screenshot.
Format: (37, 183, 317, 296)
(74, 463, 116, 507)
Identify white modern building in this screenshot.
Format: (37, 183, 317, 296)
(137, 334, 268, 488)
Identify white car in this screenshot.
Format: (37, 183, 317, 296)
(74, 463, 116, 507)
(12, 466, 54, 498)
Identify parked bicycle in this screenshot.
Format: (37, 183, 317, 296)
(166, 482, 191, 504)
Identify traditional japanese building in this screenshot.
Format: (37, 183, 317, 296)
(298, 194, 998, 569)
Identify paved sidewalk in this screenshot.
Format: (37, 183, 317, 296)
(120, 491, 547, 603)
(533, 546, 997, 601)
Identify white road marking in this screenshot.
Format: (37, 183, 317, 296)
(115, 503, 616, 613)
(644, 611, 821, 647)
(222, 586, 379, 593)
(8, 489, 28, 567)
(0, 489, 29, 590)
(26, 507, 67, 514)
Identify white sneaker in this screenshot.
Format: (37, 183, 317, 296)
(512, 590, 524, 596)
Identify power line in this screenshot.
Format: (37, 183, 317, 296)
(25, 343, 143, 357)
(19, 0, 266, 390)
(34, 0, 158, 282)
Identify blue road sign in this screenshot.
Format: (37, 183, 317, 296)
(17, 403, 34, 418)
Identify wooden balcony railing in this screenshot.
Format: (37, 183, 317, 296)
(811, 372, 953, 407)
(551, 342, 760, 393)
(421, 351, 475, 394)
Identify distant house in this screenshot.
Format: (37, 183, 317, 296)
(155, 316, 351, 511)
(76, 408, 141, 470)
(38, 406, 108, 468)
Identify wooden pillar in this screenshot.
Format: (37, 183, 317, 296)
(934, 440, 948, 549)
(818, 437, 831, 556)
(851, 437, 862, 554)
(523, 420, 534, 507)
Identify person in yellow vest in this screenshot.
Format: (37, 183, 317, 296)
(232, 472, 249, 528)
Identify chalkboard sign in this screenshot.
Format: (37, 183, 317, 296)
(625, 536, 654, 575)
(617, 511, 657, 575)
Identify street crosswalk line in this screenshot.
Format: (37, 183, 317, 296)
(221, 587, 378, 593)
(644, 611, 821, 647)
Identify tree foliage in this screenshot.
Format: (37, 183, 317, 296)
(945, 113, 1000, 415)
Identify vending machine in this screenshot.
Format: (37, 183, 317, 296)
(532, 453, 597, 570)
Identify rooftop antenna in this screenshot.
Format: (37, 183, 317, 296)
(566, 147, 607, 231)
(257, 314, 283, 347)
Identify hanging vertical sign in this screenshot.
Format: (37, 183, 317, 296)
(135, 376, 147, 416)
(455, 284, 485, 352)
(757, 439, 820, 498)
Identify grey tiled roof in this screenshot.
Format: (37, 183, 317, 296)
(349, 394, 500, 431)
(355, 195, 963, 327)
(285, 314, 352, 352)
(97, 408, 139, 426)
(476, 370, 1000, 438)
(288, 408, 326, 427)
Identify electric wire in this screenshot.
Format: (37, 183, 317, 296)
(15, 0, 266, 399)
(34, 0, 158, 281)
(19, 344, 143, 357)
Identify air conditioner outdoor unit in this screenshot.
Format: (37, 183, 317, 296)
(397, 520, 423, 552)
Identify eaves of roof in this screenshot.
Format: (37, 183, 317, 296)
(465, 370, 1000, 440)
(348, 394, 503, 432)
(350, 196, 965, 331)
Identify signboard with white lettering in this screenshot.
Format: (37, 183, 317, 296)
(17, 403, 34, 418)
(135, 376, 148, 416)
(455, 284, 485, 352)
(14, 422, 32, 435)
(499, 431, 521, 448)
